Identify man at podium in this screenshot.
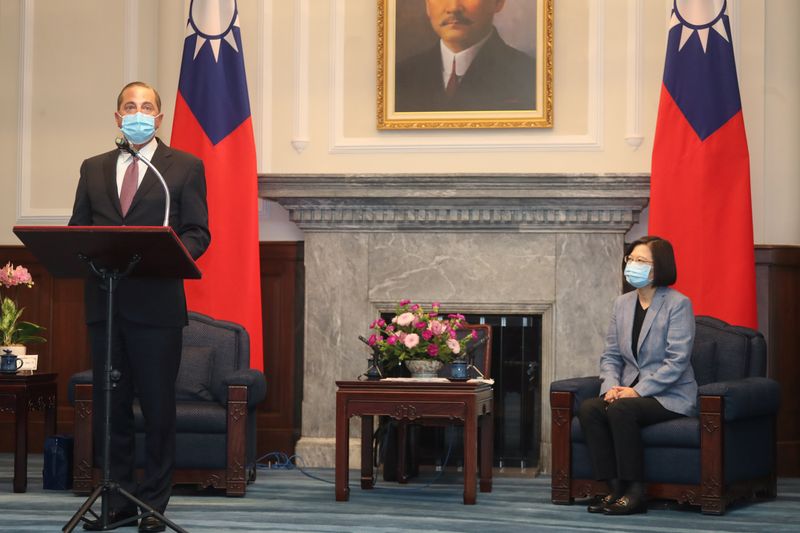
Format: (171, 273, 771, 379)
(69, 81, 210, 532)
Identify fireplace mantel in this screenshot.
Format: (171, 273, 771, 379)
(259, 173, 649, 471)
(261, 174, 649, 232)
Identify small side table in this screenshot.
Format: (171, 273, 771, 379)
(0, 372, 58, 492)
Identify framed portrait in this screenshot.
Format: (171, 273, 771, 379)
(377, 0, 553, 130)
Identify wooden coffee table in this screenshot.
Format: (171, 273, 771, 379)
(335, 379, 493, 504)
(0, 372, 58, 492)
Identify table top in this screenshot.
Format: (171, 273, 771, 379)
(336, 379, 493, 392)
(0, 372, 57, 385)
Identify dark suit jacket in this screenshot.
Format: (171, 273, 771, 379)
(69, 139, 210, 327)
(395, 28, 536, 112)
(599, 287, 698, 416)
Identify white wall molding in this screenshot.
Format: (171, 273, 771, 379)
(123, 0, 138, 82)
(256, 0, 273, 175)
(16, 1, 139, 224)
(329, 0, 605, 153)
(625, 0, 644, 149)
(291, 0, 310, 154)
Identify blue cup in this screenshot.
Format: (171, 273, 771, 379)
(1, 353, 24, 373)
(450, 359, 468, 379)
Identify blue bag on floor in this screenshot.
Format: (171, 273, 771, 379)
(43, 434, 73, 490)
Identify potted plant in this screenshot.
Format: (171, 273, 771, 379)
(367, 300, 476, 378)
(0, 262, 46, 354)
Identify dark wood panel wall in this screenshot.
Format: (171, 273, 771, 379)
(0, 242, 304, 459)
(2, 243, 797, 477)
(755, 245, 800, 476)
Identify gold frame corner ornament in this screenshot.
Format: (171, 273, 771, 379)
(377, 0, 553, 130)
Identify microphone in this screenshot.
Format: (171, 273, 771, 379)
(114, 136, 170, 227)
(115, 136, 135, 155)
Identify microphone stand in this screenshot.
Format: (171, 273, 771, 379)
(464, 335, 489, 379)
(357, 336, 383, 380)
(115, 137, 170, 226)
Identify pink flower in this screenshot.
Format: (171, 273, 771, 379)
(396, 312, 415, 326)
(432, 301, 441, 309)
(1, 263, 34, 288)
(397, 331, 407, 342)
(386, 325, 395, 333)
(429, 320, 445, 335)
(386, 335, 397, 345)
(368, 334, 377, 346)
(471, 330, 478, 340)
(377, 318, 386, 327)
(427, 344, 439, 357)
(399, 299, 411, 306)
(447, 338, 461, 354)
(403, 333, 420, 349)
(410, 303, 420, 311)
(421, 330, 433, 341)
(413, 321, 427, 329)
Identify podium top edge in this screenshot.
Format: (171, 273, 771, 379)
(13, 225, 173, 233)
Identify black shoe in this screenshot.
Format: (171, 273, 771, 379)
(138, 516, 166, 532)
(604, 495, 648, 515)
(587, 494, 615, 513)
(83, 508, 139, 530)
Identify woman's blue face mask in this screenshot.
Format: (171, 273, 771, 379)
(624, 261, 652, 288)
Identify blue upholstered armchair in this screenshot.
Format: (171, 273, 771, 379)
(550, 315, 780, 514)
(69, 312, 267, 496)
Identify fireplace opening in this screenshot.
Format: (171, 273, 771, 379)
(378, 312, 542, 476)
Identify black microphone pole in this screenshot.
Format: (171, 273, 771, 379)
(115, 137, 170, 226)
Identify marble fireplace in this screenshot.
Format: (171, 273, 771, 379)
(262, 174, 649, 471)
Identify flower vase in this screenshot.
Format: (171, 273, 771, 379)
(404, 359, 443, 379)
(0, 345, 26, 356)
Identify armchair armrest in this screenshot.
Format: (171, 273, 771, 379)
(550, 377, 601, 411)
(699, 377, 780, 420)
(67, 370, 93, 405)
(216, 369, 267, 408)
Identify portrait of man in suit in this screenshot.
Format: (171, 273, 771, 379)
(394, 0, 537, 113)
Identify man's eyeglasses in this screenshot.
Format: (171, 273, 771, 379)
(624, 255, 653, 265)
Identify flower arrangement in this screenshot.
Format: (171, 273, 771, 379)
(0, 262, 46, 347)
(367, 300, 477, 368)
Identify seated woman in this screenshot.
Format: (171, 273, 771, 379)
(577, 235, 697, 515)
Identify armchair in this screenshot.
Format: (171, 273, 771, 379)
(69, 311, 267, 496)
(550, 315, 780, 514)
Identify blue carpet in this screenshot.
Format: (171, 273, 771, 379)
(0, 455, 797, 532)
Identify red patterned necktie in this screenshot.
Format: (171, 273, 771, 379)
(119, 157, 138, 216)
(445, 57, 459, 99)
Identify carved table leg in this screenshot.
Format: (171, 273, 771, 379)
(479, 411, 493, 493)
(361, 415, 374, 489)
(335, 392, 350, 501)
(13, 392, 28, 493)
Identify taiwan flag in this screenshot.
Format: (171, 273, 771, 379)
(171, 0, 263, 369)
(649, 1, 757, 329)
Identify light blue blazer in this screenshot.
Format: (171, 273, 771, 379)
(599, 286, 697, 416)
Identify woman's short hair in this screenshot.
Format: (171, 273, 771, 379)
(624, 235, 677, 287)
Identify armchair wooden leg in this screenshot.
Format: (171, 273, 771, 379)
(700, 395, 725, 515)
(72, 384, 94, 495)
(550, 391, 575, 504)
(225, 385, 248, 497)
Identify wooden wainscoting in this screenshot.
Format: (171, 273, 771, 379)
(755, 245, 800, 476)
(0, 242, 304, 458)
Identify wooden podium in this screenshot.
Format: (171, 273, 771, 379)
(13, 225, 196, 533)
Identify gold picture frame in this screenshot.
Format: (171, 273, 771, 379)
(378, 0, 553, 130)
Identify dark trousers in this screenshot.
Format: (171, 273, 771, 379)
(89, 318, 182, 513)
(577, 396, 682, 482)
